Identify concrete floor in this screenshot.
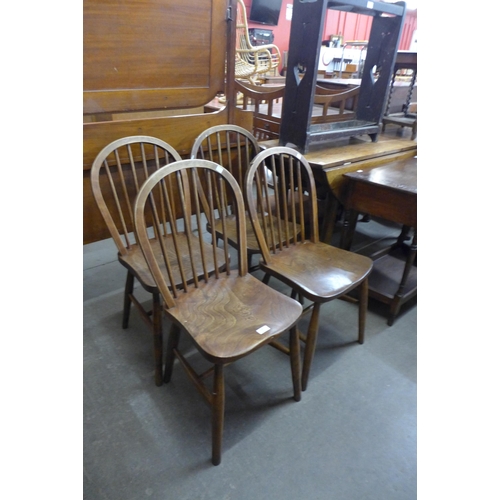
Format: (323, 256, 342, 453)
(83, 217, 416, 500)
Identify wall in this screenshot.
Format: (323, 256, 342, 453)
(244, 1, 417, 72)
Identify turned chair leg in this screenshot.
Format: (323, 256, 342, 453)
(164, 323, 181, 383)
(289, 326, 302, 400)
(122, 270, 134, 329)
(358, 278, 368, 345)
(301, 302, 322, 391)
(152, 292, 163, 386)
(212, 364, 225, 466)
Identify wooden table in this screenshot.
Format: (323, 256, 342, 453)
(259, 132, 417, 242)
(340, 156, 416, 325)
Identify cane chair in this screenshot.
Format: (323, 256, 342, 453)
(235, 0, 281, 83)
(133, 158, 302, 465)
(245, 147, 373, 390)
(90, 136, 225, 386)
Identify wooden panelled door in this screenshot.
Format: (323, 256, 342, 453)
(83, 0, 228, 114)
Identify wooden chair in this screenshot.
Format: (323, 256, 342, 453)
(233, 80, 361, 141)
(235, 80, 286, 140)
(90, 136, 224, 386)
(133, 158, 302, 465)
(191, 124, 301, 271)
(312, 84, 361, 125)
(245, 147, 373, 390)
(190, 125, 262, 270)
(382, 51, 417, 140)
(235, 0, 281, 83)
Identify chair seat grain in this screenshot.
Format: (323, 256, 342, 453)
(168, 273, 302, 363)
(262, 241, 372, 302)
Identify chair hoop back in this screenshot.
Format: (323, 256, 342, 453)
(245, 147, 319, 264)
(190, 124, 260, 187)
(90, 136, 182, 255)
(134, 159, 248, 309)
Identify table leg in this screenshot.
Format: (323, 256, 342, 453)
(388, 231, 417, 325)
(397, 225, 412, 244)
(340, 208, 359, 250)
(320, 192, 340, 243)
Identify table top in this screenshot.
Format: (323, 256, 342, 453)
(343, 156, 417, 194)
(259, 137, 417, 171)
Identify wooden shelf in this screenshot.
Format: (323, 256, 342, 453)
(368, 245, 417, 307)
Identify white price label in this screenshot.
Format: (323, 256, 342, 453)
(256, 325, 271, 335)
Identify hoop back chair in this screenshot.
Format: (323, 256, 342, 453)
(245, 147, 373, 390)
(191, 125, 262, 270)
(90, 136, 224, 386)
(191, 125, 301, 271)
(133, 159, 302, 465)
(235, 0, 281, 83)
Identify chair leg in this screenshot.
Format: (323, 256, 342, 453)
(152, 292, 163, 387)
(122, 270, 134, 329)
(301, 302, 321, 391)
(358, 278, 368, 345)
(164, 322, 181, 383)
(212, 364, 225, 466)
(289, 326, 302, 401)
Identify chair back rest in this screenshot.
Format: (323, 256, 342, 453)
(245, 147, 319, 264)
(134, 159, 248, 309)
(312, 85, 360, 123)
(90, 136, 182, 256)
(191, 125, 260, 223)
(235, 80, 285, 140)
(234, 0, 280, 82)
(235, 0, 254, 55)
